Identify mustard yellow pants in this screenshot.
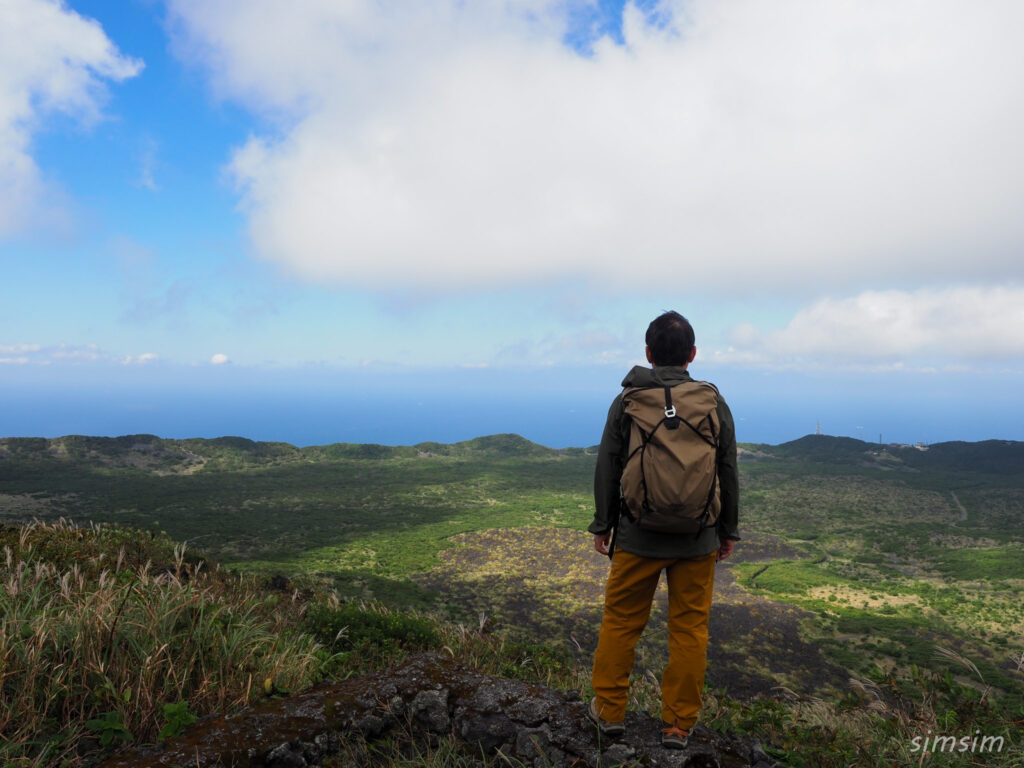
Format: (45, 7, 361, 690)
(591, 549, 717, 728)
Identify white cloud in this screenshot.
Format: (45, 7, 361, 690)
(0, 343, 41, 355)
(715, 286, 1024, 369)
(210, 353, 229, 365)
(168, 0, 1024, 292)
(489, 326, 642, 368)
(0, 0, 141, 236)
(135, 135, 159, 191)
(49, 342, 103, 361)
(0, 342, 161, 366)
(123, 352, 158, 365)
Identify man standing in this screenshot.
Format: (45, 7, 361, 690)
(587, 311, 739, 749)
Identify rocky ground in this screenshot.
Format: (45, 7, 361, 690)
(100, 654, 787, 768)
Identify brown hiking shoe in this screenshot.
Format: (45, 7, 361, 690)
(661, 721, 691, 749)
(587, 699, 625, 737)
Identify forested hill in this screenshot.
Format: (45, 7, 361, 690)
(0, 431, 567, 470)
(1, 431, 1020, 477)
(743, 434, 1024, 479)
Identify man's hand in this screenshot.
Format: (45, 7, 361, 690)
(594, 532, 612, 555)
(717, 538, 735, 561)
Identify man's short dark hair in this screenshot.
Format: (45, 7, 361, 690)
(646, 311, 695, 366)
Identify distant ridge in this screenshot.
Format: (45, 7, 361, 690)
(448, 433, 556, 457)
(772, 434, 871, 461)
(1, 432, 1020, 473)
(0, 432, 559, 468)
(748, 433, 1024, 477)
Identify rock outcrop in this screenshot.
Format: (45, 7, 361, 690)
(100, 654, 785, 768)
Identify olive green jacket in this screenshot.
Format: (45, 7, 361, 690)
(588, 365, 740, 559)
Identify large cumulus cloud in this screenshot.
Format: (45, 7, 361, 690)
(168, 0, 1024, 292)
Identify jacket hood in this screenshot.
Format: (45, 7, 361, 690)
(620, 365, 694, 388)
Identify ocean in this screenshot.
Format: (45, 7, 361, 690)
(2, 364, 1020, 447)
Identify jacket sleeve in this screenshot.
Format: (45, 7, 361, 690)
(589, 394, 625, 535)
(715, 396, 741, 541)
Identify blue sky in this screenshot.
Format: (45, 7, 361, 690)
(1, 0, 1023, 447)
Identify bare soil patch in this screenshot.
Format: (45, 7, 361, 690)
(417, 528, 848, 698)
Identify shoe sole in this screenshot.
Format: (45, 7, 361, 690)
(587, 700, 625, 737)
(661, 735, 688, 749)
(662, 721, 692, 750)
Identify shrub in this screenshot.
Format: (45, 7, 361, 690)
(305, 602, 440, 656)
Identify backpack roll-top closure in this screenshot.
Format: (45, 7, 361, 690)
(620, 381, 722, 534)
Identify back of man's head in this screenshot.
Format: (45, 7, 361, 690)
(646, 311, 695, 366)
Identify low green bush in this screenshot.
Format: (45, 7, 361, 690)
(305, 603, 440, 654)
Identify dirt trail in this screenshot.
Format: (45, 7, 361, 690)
(950, 491, 967, 522)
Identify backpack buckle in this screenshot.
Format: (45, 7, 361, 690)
(663, 386, 680, 428)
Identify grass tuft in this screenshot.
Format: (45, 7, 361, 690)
(0, 519, 322, 766)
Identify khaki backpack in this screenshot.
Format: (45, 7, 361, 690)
(620, 381, 721, 534)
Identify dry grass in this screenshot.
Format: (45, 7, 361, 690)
(0, 520, 322, 766)
(807, 585, 925, 610)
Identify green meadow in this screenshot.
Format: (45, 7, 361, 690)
(1, 432, 1022, 765)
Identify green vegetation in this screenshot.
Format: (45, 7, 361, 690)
(305, 601, 441, 672)
(731, 437, 1024, 713)
(0, 520, 321, 765)
(0, 520, 588, 767)
(1, 432, 1023, 765)
(701, 662, 1023, 768)
(0, 433, 593, 603)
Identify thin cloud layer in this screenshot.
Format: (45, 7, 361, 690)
(0, 343, 157, 366)
(0, 0, 141, 236)
(170, 0, 1024, 292)
(716, 287, 1024, 369)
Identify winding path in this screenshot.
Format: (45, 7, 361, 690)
(950, 491, 967, 522)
